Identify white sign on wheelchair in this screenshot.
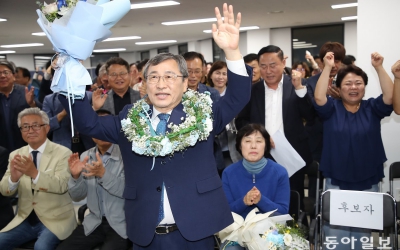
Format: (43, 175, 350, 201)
(330, 190, 383, 230)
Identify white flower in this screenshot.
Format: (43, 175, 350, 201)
(58, 6, 71, 16)
(283, 233, 292, 246)
(204, 118, 213, 133)
(42, 2, 58, 14)
(121, 118, 132, 128)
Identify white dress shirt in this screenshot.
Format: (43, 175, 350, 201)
(264, 75, 307, 136)
(9, 140, 48, 191)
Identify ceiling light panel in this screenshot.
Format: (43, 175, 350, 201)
(103, 36, 141, 42)
(1, 43, 44, 48)
(341, 16, 358, 21)
(93, 48, 126, 52)
(131, 1, 180, 9)
(332, 3, 358, 9)
(203, 26, 259, 33)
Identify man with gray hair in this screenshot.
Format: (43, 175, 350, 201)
(0, 107, 77, 250)
(60, 4, 251, 249)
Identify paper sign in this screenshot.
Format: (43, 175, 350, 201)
(330, 190, 383, 230)
(270, 130, 305, 177)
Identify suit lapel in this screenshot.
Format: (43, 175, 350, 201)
(167, 103, 185, 133)
(254, 81, 266, 125)
(282, 75, 291, 124)
(39, 140, 53, 172)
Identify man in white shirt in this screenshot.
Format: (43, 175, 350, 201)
(0, 107, 76, 250)
(236, 45, 316, 213)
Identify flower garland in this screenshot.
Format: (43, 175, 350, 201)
(121, 89, 213, 157)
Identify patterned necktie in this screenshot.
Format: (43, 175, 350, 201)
(156, 113, 170, 136)
(31, 151, 39, 168)
(156, 114, 169, 225)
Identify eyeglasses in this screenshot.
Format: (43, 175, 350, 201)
(188, 70, 202, 75)
(0, 70, 12, 76)
(20, 124, 47, 132)
(108, 72, 129, 79)
(146, 73, 185, 84)
(295, 68, 305, 72)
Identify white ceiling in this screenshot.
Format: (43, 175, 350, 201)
(0, 0, 357, 55)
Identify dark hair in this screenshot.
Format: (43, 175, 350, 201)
(129, 62, 137, 68)
(343, 55, 356, 66)
(336, 64, 368, 88)
(313, 55, 320, 60)
(235, 123, 271, 156)
(0, 61, 16, 74)
(137, 59, 149, 72)
(95, 63, 103, 77)
(16, 67, 31, 80)
(44, 60, 55, 76)
(319, 42, 346, 62)
(105, 57, 129, 73)
(207, 61, 227, 87)
(244, 53, 258, 64)
(182, 51, 206, 65)
(96, 109, 112, 116)
(291, 61, 310, 78)
(143, 53, 188, 80)
(257, 45, 284, 61)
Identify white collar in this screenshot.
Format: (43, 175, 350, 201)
(28, 139, 48, 154)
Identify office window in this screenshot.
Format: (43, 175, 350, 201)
(90, 53, 119, 68)
(178, 44, 188, 55)
(291, 24, 344, 65)
(212, 39, 225, 62)
(33, 54, 53, 70)
(158, 48, 168, 53)
(141, 51, 150, 60)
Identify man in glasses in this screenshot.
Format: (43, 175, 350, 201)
(92, 57, 141, 115)
(0, 61, 41, 153)
(0, 107, 76, 250)
(60, 4, 251, 249)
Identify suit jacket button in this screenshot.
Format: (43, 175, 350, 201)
(161, 160, 166, 165)
(156, 186, 161, 192)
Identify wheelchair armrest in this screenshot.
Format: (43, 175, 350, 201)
(78, 204, 88, 224)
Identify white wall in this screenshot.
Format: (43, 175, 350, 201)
(344, 22, 357, 60)
(200, 39, 213, 62)
(119, 51, 141, 63)
(357, 0, 400, 194)
(149, 49, 158, 59)
(271, 28, 292, 67)
(246, 29, 270, 55)
(169, 45, 179, 55)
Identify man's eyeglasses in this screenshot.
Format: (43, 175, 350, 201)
(0, 70, 12, 76)
(146, 73, 185, 85)
(20, 124, 47, 132)
(188, 70, 202, 75)
(108, 72, 129, 79)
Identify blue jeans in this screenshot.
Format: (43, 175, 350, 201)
(323, 178, 379, 250)
(0, 220, 60, 250)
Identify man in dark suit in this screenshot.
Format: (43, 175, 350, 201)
(236, 45, 315, 212)
(59, 4, 251, 249)
(0, 61, 41, 152)
(91, 57, 141, 115)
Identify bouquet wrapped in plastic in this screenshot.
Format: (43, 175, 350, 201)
(36, 0, 131, 99)
(219, 208, 309, 250)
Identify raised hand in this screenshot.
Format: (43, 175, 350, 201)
(392, 60, 400, 79)
(371, 52, 384, 68)
(323, 52, 335, 69)
(68, 153, 87, 179)
(25, 87, 36, 107)
(291, 70, 303, 90)
(212, 3, 241, 60)
(92, 88, 108, 111)
(83, 152, 105, 178)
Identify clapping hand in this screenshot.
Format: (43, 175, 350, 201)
(83, 152, 105, 178)
(68, 153, 88, 179)
(25, 87, 36, 107)
(212, 3, 241, 61)
(92, 88, 108, 111)
(10, 154, 38, 181)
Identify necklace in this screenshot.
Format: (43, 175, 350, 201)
(121, 89, 213, 157)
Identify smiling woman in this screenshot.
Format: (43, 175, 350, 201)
(314, 52, 394, 249)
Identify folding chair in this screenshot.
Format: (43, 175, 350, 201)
(319, 190, 397, 250)
(289, 190, 306, 228)
(304, 161, 320, 218)
(389, 161, 400, 196)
